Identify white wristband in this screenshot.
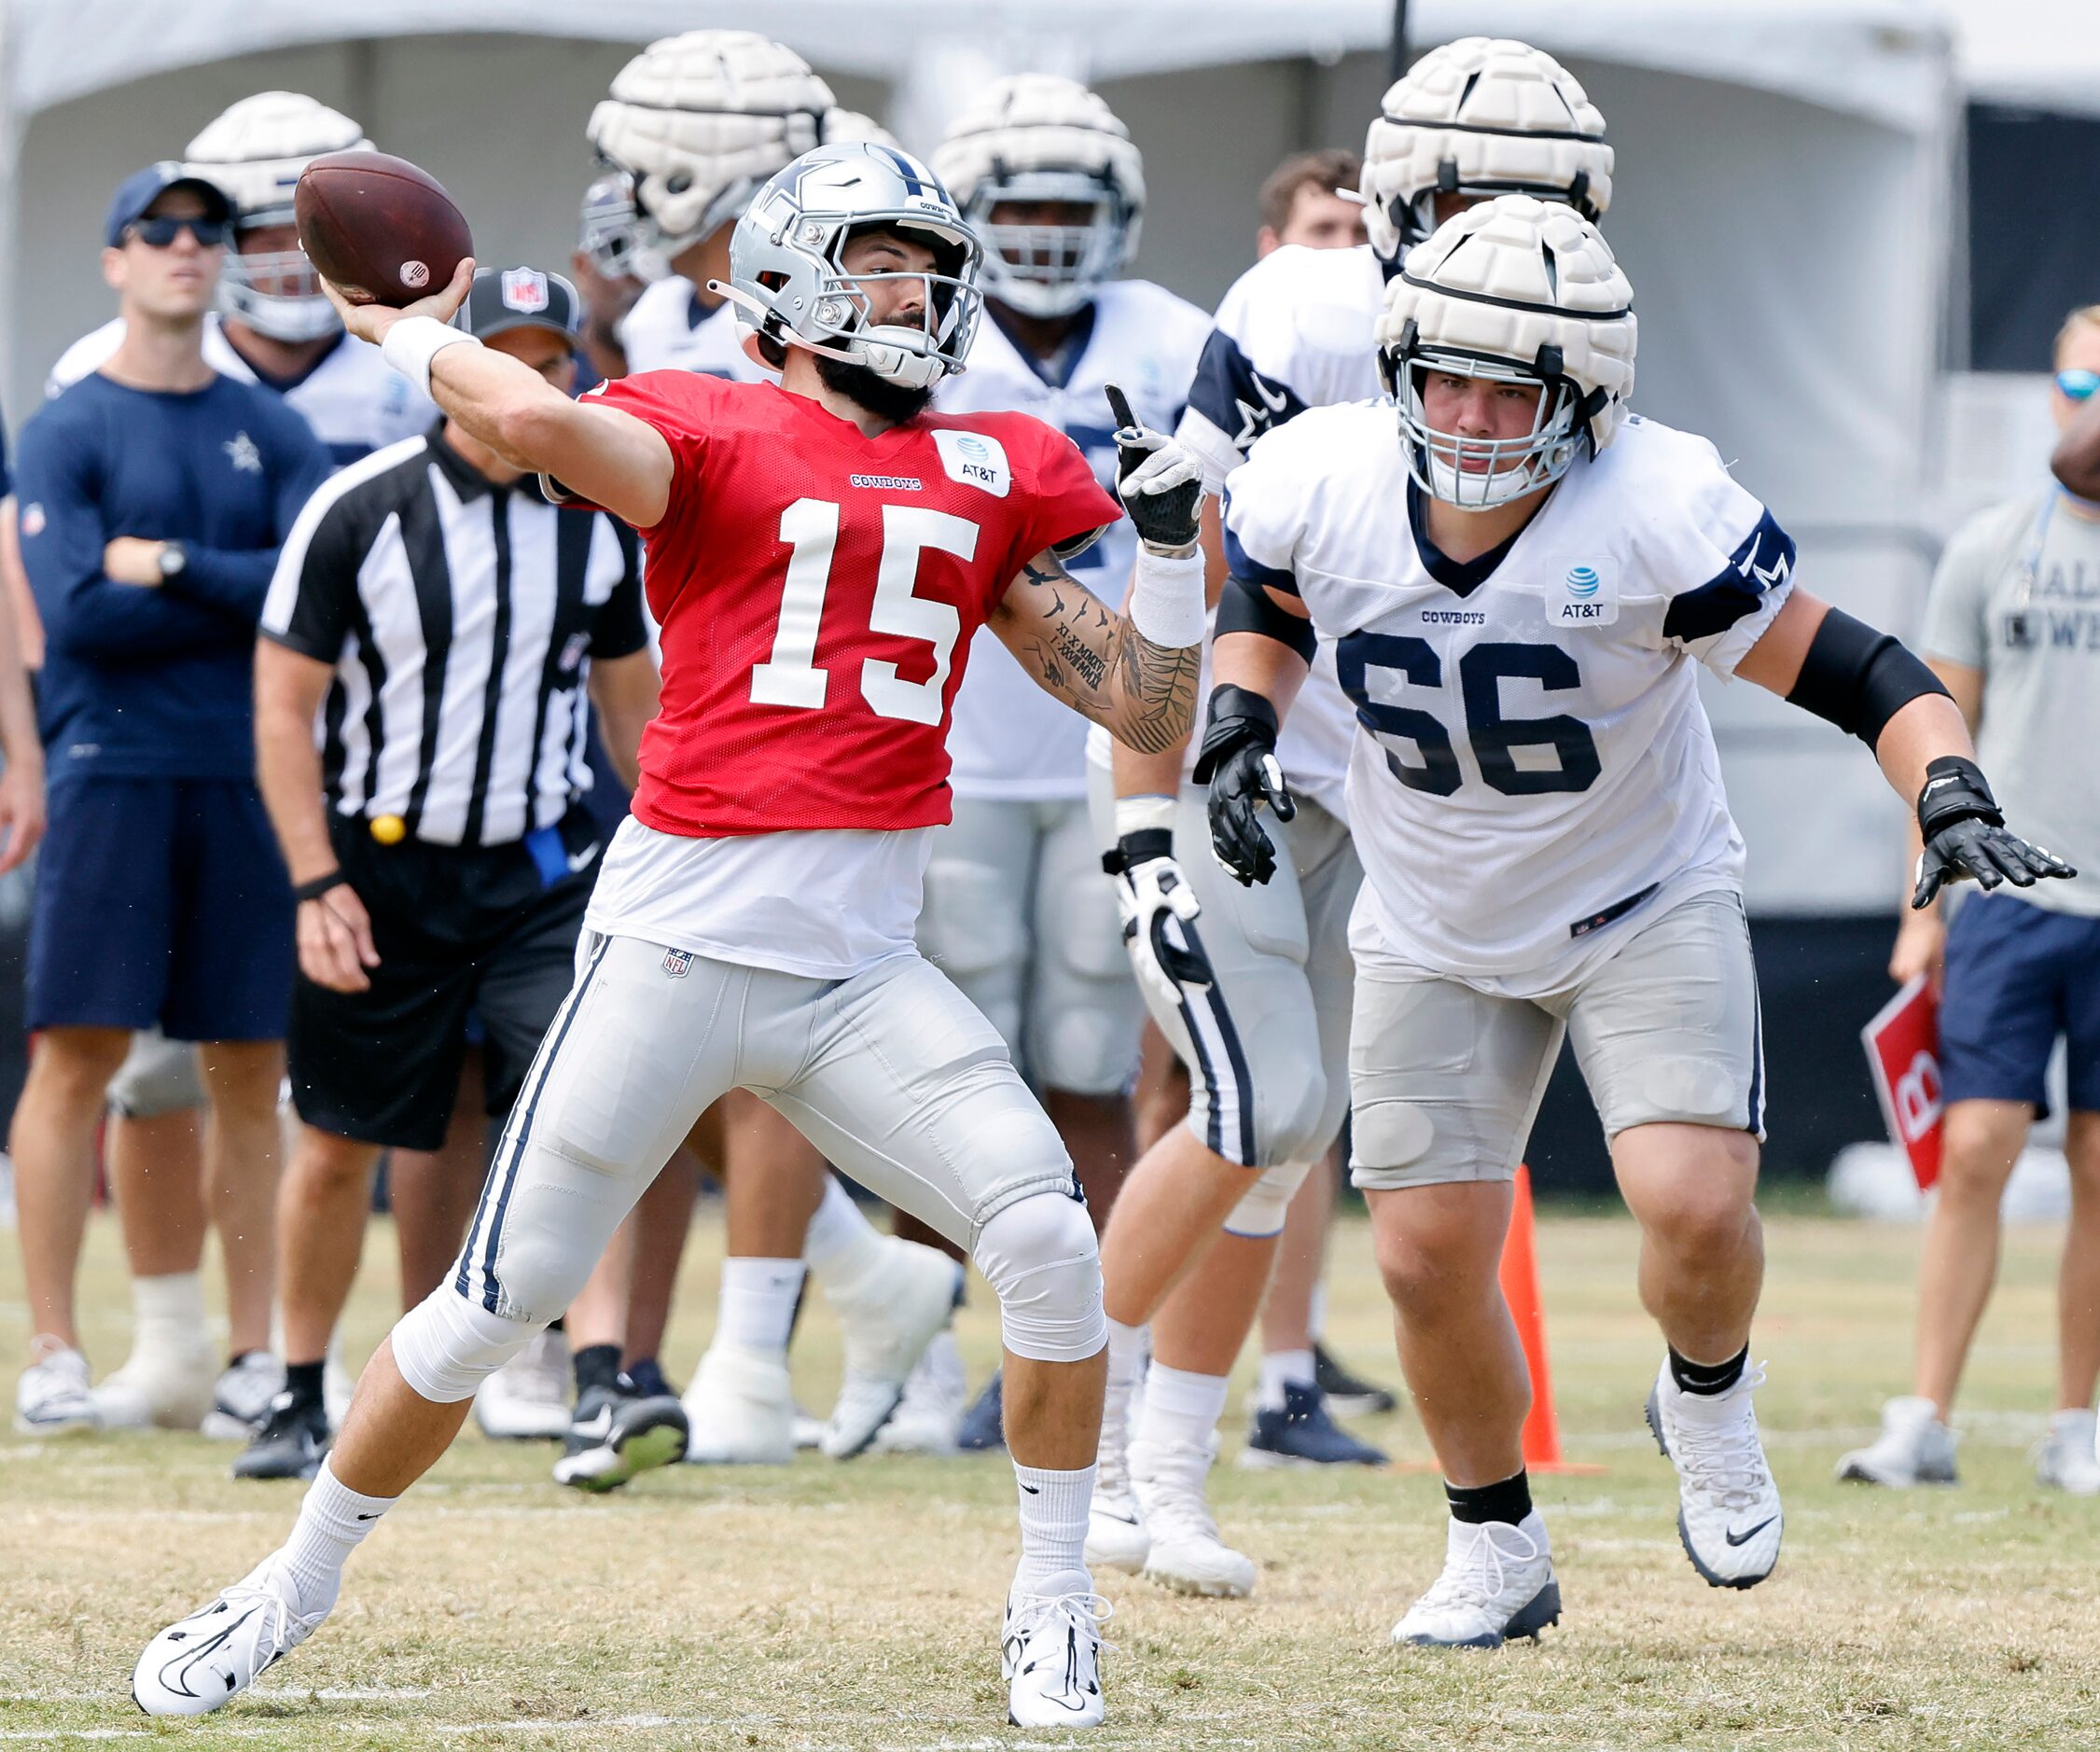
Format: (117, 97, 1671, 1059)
(1125, 544, 1206, 649)
(1114, 795, 1177, 838)
(382, 316, 481, 398)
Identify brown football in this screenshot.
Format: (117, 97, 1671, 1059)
(294, 149, 472, 308)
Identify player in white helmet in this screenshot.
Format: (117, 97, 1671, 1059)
(1203, 191, 2065, 1644)
(1084, 38, 1613, 1599)
(853, 75, 1211, 1460)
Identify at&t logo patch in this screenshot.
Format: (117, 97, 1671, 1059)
(932, 427, 1010, 497)
(1554, 562, 1617, 627)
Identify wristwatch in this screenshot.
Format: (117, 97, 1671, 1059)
(156, 541, 188, 583)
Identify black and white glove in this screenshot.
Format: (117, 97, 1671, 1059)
(1103, 809, 1215, 1017)
(1192, 684, 1296, 887)
(1106, 383, 1204, 555)
(1912, 755, 2076, 910)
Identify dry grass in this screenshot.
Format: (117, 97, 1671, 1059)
(2, 1203, 2095, 1749)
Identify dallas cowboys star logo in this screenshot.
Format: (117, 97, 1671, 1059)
(223, 431, 262, 474)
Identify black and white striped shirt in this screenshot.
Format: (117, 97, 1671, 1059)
(260, 426, 647, 847)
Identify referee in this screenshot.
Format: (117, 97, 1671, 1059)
(240, 266, 668, 1481)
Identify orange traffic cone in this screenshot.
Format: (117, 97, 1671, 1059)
(1499, 1165, 1603, 1476)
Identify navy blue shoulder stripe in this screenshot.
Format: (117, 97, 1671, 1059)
(1662, 508, 1796, 645)
(1187, 327, 1308, 455)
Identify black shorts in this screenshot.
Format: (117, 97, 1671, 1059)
(288, 813, 597, 1150)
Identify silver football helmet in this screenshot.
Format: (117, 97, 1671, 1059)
(184, 91, 370, 341)
(931, 76, 1143, 319)
(578, 170, 642, 279)
(720, 143, 980, 391)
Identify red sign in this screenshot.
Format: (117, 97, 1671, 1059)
(1862, 977, 1943, 1190)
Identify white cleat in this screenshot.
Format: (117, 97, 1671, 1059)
(132, 1555, 328, 1717)
(1393, 1512, 1560, 1648)
(682, 1342, 795, 1466)
(869, 1328, 967, 1456)
(93, 1339, 217, 1432)
(15, 1339, 100, 1437)
(2036, 1409, 2100, 1495)
(1003, 1587, 1110, 1728)
(1834, 1395, 1958, 1488)
(473, 1328, 573, 1442)
(822, 1238, 963, 1460)
(1084, 1367, 1148, 1575)
(1646, 1358, 1783, 1589)
(1129, 1438, 1254, 1598)
(201, 1353, 286, 1442)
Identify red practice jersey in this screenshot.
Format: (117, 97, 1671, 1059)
(588, 372, 1119, 837)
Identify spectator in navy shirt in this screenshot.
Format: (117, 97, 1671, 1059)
(9, 163, 328, 1435)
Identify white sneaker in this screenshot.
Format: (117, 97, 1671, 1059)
(2036, 1409, 2100, 1495)
(869, 1328, 967, 1456)
(822, 1238, 962, 1459)
(473, 1328, 572, 1441)
(791, 1404, 825, 1451)
(682, 1342, 795, 1465)
(1129, 1438, 1254, 1598)
(93, 1338, 217, 1432)
(1393, 1512, 1560, 1648)
(1084, 1362, 1148, 1576)
(201, 1352, 286, 1441)
(1646, 1358, 1783, 1589)
(1835, 1396, 1958, 1488)
(15, 1339, 99, 1436)
(1003, 1586, 1109, 1728)
(132, 1554, 328, 1717)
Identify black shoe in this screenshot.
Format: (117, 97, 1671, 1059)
(231, 1391, 330, 1481)
(623, 1356, 677, 1401)
(552, 1383, 689, 1493)
(1314, 1342, 1398, 1418)
(955, 1367, 1005, 1453)
(1241, 1382, 1388, 1468)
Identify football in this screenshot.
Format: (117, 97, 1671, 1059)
(294, 148, 472, 307)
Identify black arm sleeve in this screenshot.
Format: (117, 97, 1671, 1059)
(1214, 570, 1316, 662)
(1786, 605, 1952, 750)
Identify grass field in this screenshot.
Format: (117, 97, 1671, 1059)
(3, 1202, 2095, 1749)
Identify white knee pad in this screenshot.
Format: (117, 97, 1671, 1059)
(972, 1191, 1106, 1364)
(1222, 1158, 1314, 1240)
(391, 1286, 538, 1404)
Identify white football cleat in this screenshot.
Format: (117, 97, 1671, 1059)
(201, 1352, 286, 1441)
(1393, 1512, 1560, 1648)
(15, 1339, 99, 1437)
(2036, 1408, 2100, 1495)
(93, 1336, 217, 1432)
(1834, 1396, 1958, 1488)
(473, 1328, 573, 1441)
(1646, 1358, 1783, 1589)
(1084, 1364, 1148, 1575)
(682, 1342, 795, 1465)
(1003, 1587, 1109, 1728)
(869, 1328, 967, 1456)
(1129, 1438, 1254, 1598)
(822, 1238, 962, 1459)
(132, 1555, 328, 1717)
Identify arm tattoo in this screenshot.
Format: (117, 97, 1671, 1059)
(1008, 552, 1201, 753)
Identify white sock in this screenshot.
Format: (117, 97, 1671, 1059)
(1106, 1318, 1148, 1392)
(803, 1176, 885, 1290)
(1134, 1363, 1230, 1457)
(130, 1270, 207, 1356)
(716, 1258, 805, 1356)
(1258, 1348, 1315, 1412)
(279, 1457, 394, 1617)
(1013, 1460, 1095, 1598)
(1308, 1285, 1328, 1343)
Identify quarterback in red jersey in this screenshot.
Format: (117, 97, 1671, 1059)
(133, 142, 1208, 1731)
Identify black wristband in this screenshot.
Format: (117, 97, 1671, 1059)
(1916, 755, 2002, 836)
(1103, 827, 1174, 876)
(293, 870, 349, 904)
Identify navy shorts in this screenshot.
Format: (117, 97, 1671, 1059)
(1939, 892, 2100, 1116)
(27, 775, 294, 1041)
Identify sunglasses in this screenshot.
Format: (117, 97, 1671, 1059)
(127, 215, 229, 249)
(2056, 368, 2099, 403)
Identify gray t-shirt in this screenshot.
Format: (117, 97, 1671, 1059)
(1920, 488, 2100, 915)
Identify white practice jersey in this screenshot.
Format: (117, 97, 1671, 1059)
(617, 275, 769, 379)
(940, 282, 1209, 800)
(1173, 243, 1390, 820)
(1225, 407, 1797, 993)
(46, 314, 432, 466)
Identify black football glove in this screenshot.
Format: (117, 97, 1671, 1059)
(1105, 383, 1203, 554)
(1193, 685, 1296, 886)
(1912, 755, 2076, 909)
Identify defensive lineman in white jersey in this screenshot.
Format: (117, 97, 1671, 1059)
(1202, 193, 2069, 1646)
(1083, 38, 1614, 1599)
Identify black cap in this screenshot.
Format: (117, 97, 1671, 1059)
(105, 161, 233, 248)
(461, 266, 581, 344)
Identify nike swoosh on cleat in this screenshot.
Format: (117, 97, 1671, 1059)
(1725, 1517, 1776, 1547)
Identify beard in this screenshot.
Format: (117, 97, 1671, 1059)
(816, 351, 935, 425)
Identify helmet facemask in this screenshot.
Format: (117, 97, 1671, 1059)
(1392, 164, 1602, 256)
(220, 206, 340, 342)
(579, 171, 644, 280)
(969, 167, 1129, 318)
(1391, 342, 1589, 509)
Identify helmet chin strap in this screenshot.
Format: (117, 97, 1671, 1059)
(707, 281, 951, 389)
